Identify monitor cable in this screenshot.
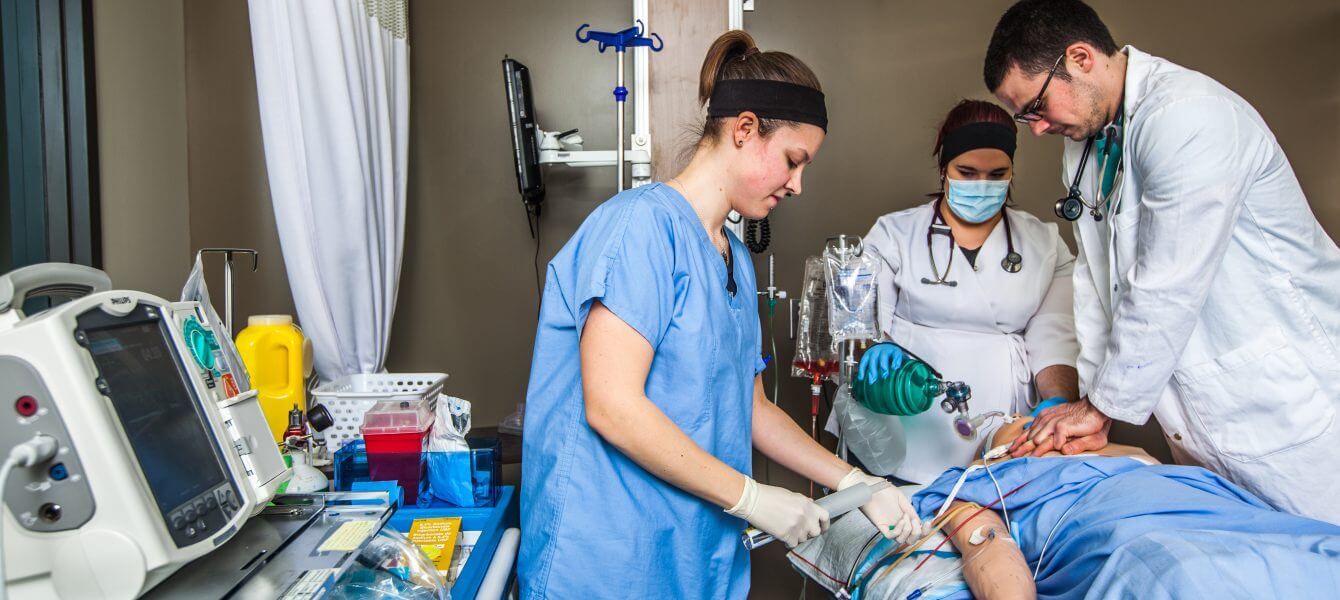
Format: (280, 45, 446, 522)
(0, 435, 58, 600)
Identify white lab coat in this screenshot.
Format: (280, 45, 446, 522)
(1065, 46, 1340, 524)
(842, 201, 1079, 483)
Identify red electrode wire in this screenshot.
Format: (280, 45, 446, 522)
(911, 480, 1029, 572)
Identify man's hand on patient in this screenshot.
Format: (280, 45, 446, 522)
(839, 468, 930, 544)
(1009, 398, 1112, 458)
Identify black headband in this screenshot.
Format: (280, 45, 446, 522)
(707, 79, 828, 132)
(939, 122, 1017, 166)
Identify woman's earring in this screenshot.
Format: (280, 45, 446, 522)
(736, 139, 744, 147)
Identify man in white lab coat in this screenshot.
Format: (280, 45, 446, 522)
(983, 0, 1340, 525)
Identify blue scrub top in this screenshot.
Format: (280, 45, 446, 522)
(519, 183, 766, 599)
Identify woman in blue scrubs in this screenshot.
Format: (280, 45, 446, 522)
(519, 31, 927, 598)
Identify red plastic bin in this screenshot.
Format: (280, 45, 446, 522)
(361, 399, 433, 503)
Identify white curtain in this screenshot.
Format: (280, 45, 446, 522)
(247, 0, 409, 379)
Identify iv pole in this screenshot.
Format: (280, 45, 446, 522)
(574, 20, 663, 191)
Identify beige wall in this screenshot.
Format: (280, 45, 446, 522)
(393, 0, 631, 427)
(93, 0, 191, 299)
(182, 0, 295, 323)
(94, 0, 293, 325)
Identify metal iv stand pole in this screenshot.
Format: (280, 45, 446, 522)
(575, 20, 662, 191)
(824, 234, 872, 467)
(196, 248, 258, 335)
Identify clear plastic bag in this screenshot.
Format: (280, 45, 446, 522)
(823, 236, 879, 344)
(180, 255, 251, 393)
(833, 383, 906, 476)
(426, 395, 473, 507)
(330, 528, 450, 600)
(793, 256, 840, 381)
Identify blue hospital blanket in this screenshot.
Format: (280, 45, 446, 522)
(909, 457, 1340, 599)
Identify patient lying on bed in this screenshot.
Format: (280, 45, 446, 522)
(791, 416, 1340, 600)
(935, 417, 1157, 599)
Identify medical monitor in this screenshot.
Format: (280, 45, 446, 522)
(503, 57, 544, 209)
(0, 263, 286, 597)
(75, 304, 240, 548)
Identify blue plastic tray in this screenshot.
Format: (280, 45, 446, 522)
(385, 485, 519, 599)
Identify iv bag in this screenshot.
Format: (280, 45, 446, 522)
(793, 256, 839, 381)
(824, 236, 879, 343)
(182, 255, 251, 393)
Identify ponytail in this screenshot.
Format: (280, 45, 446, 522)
(693, 30, 822, 146)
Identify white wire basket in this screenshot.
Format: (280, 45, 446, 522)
(312, 373, 447, 449)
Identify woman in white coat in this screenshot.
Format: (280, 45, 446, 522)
(856, 100, 1080, 484)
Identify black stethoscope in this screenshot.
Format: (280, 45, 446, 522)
(1056, 120, 1124, 222)
(920, 197, 1022, 287)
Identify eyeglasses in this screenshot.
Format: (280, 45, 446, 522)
(1013, 54, 1066, 124)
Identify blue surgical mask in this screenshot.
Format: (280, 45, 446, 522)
(946, 178, 1010, 223)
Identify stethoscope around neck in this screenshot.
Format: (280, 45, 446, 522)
(1056, 121, 1124, 222)
(920, 196, 1022, 287)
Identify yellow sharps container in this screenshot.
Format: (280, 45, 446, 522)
(236, 315, 313, 443)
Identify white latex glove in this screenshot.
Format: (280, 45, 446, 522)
(725, 476, 831, 548)
(839, 467, 930, 544)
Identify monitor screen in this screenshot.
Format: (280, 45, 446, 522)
(84, 319, 228, 514)
(504, 57, 544, 207)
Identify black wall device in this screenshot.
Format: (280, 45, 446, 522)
(504, 57, 544, 213)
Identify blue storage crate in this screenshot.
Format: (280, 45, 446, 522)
(334, 436, 500, 508)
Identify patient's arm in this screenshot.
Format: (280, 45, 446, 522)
(945, 502, 1035, 600)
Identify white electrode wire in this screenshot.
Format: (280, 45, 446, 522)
(0, 457, 17, 600)
(979, 420, 1010, 536)
(982, 460, 1009, 534)
(1033, 496, 1083, 580)
(0, 436, 58, 600)
(934, 465, 980, 520)
(934, 416, 1006, 521)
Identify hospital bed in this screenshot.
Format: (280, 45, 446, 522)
(789, 457, 1340, 600)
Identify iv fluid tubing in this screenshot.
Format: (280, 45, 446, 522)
(809, 377, 821, 496)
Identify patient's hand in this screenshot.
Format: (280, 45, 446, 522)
(1008, 399, 1111, 458)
